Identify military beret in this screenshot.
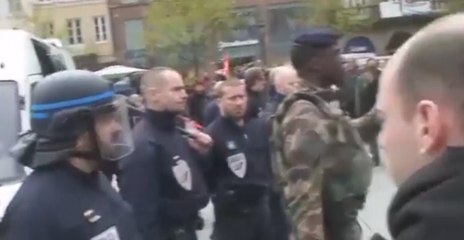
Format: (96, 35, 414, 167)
(293, 28, 342, 48)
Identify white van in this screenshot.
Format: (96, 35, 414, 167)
(0, 29, 76, 220)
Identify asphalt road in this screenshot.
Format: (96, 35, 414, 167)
(196, 166, 398, 240)
(359, 166, 397, 240)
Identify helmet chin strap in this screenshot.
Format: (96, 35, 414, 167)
(70, 149, 101, 161)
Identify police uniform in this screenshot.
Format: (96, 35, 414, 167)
(119, 110, 209, 240)
(1, 70, 141, 240)
(206, 116, 274, 240)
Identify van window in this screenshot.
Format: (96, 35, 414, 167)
(31, 39, 67, 76)
(0, 81, 26, 185)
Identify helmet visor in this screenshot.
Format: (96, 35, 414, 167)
(94, 95, 134, 161)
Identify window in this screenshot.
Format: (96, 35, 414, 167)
(94, 16, 108, 42)
(121, 0, 138, 3)
(36, 0, 52, 4)
(8, 0, 22, 12)
(67, 18, 82, 45)
(124, 19, 145, 50)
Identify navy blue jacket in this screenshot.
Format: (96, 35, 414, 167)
(1, 162, 141, 240)
(118, 110, 209, 240)
(203, 100, 220, 127)
(205, 117, 273, 207)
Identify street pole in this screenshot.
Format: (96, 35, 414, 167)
(258, 0, 268, 66)
(258, 22, 267, 66)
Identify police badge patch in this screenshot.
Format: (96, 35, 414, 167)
(227, 153, 247, 178)
(172, 156, 193, 191)
(91, 226, 120, 240)
(226, 141, 236, 150)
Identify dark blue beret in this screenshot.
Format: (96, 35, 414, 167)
(293, 28, 342, 48)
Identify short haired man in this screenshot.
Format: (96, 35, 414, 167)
(377, 13, 464, 240)
(206, 79, 275, 240)
(119, 67, 212, 240)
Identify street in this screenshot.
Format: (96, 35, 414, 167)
(196, 166, 397, 240)
(360, 166, 396, 240)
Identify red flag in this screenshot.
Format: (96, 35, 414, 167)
(223, 53, 230, 76)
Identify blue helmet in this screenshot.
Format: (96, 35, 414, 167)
(25, 70, 133, 165)
(31, 70, 114, 140)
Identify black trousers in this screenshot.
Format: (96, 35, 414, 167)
(269, 189, 291, 240)
(213, 201, 272, 240)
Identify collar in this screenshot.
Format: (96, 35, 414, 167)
(300, 80, 324, 92)
(388, 146, 464, 236)
(51, 161, 100, 185)
(274, 93, 286, 103)
(219, 116, 245, 132)
(145, 109, 178, 130)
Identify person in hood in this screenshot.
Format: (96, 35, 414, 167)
(377, 13, 464, 240)
(188, 80, 208, 125)
(243, 67, 267, 119)
(1, 70, 141, 240)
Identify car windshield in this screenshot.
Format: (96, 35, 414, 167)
(0, 81, 26, 185)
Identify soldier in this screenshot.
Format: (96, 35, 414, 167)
(272, 29, 377, 240)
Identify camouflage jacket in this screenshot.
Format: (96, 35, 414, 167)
(272, 88, 375, 240)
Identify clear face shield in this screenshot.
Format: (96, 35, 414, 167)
(93, 95, 134, 161)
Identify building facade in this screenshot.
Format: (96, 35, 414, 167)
(107, 0, 149, 68)
(108, 0, 305, 67)
(0, 0, 33, 30)
(222, 0, 307, 65)
(341, 0, 448, 56)
(107, 0, 450, 68)
(33, 0, 116, 70)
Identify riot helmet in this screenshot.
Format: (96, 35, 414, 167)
(113, 79, 135, 96)
(30, 70, 134, 162)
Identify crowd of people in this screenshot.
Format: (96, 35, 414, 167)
(3, 12, 464, 240)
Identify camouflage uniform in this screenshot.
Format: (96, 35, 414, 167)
(272, 86, 376, 240)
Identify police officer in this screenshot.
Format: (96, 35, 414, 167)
(100, 80, 143, 181)
(1, 70, 141, 240)
(118, 67, 212, 240)
(205, 79, 275, 240)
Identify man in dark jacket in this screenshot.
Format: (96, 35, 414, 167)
(377, 13, 464, 240)
(205, 79, 274, 240)
(359, 58, 380, 116)
(188, 81, 208, 125)
(244, 67, 267, 119)
(119, 67, 213, 240)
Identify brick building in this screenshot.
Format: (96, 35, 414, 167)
(108, 0, 450, 68)
(108, 0, 304, 67)
(107, 0, 149, 67)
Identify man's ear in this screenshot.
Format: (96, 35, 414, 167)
(75, 132, 91, 151)
(416, 100, 446, 154)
